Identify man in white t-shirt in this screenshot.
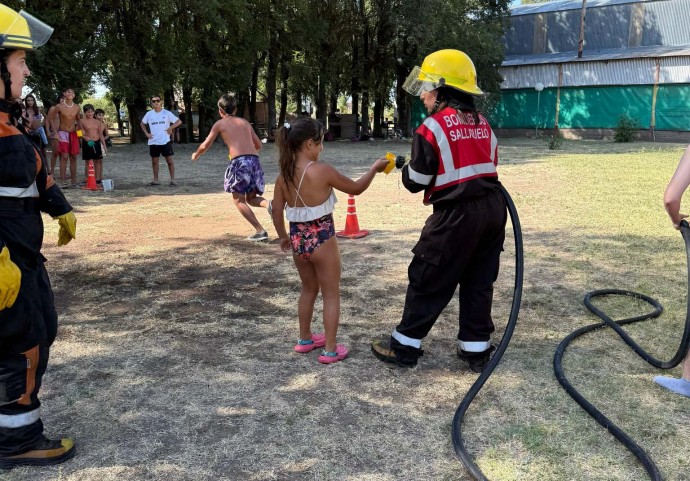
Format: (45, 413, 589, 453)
(140, 95, 182, 186)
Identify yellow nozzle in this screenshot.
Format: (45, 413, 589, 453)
(384, 152, 396, 174)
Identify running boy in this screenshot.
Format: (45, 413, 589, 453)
(80, 104, 107, 183)
(192, 94, 271, 241)
(271, 117, 388, 363)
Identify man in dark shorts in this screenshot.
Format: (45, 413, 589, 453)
(140, 95, 181, 186)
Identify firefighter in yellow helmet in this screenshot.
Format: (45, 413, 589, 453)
(372, 49, 506, 371)
(0, 5, 77, 469)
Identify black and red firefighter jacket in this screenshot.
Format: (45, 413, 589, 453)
(0, 105, 72, 455)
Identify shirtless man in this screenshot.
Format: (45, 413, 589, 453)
(80, 104, 108, 183)
(192, 94, 270, 241)
(46, 95, 62, 176)
(49, 88, 81, 187)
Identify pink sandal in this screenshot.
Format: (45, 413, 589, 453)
(294, 333, 326, 353)
(318, 344, 349, 364)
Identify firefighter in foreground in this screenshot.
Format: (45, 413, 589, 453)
(0, 6, 77, 468)
(372, 49, 506, 372)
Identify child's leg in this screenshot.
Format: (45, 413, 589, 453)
(245, 191, 269, 209)
(310, 237, 341, 352)
(59, 152, 68, 182)
(37, 126, 48, 146)
(293, 255, 320, 340)
(50, 141, 58, 175)
(232, 193, 266, 233)
(164, 155, 175, 182)
(69, 154, 77, 185)
(84, 159, 89, 182)
(151, 156, 160, 182)
(94, 159, 103, 181)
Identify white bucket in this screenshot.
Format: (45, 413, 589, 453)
(102, 179, 114, 191)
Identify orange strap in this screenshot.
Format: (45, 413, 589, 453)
(17, 346, 38, 406)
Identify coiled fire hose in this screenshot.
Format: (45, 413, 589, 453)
(552, 220, 690, 481)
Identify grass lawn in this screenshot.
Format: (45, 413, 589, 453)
(6, 136, 690, 481)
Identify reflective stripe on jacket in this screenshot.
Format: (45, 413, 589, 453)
(402, 106, 500, 205)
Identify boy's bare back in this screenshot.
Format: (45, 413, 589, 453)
(216, 116, 261, 159)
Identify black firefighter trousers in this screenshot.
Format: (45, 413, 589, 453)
(0, 208, 58, 457)
(394, 189, 507, 347)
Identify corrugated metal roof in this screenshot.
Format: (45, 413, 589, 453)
(499, 56, 690, 88)
(511, 0, 650, 17)
(504, 0, 690, 56)
(503, 45, 690, 66)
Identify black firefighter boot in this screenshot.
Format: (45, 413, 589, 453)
(457, 344, 496, 373)
(371, 336, 423, 368)
(0, 436, 76, 470)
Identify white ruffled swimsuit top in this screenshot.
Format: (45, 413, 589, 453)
(285, 162, 337, 223)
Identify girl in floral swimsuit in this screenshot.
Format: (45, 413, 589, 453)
(271, 117, 389, 364)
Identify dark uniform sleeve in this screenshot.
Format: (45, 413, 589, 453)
(35, 150, 72, 218)
(402, 131, 438, 194)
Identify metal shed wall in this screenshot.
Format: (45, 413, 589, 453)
(504, 0, 690, 56)
(499, 56, 690, 89)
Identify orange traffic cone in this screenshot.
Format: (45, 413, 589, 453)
(82, 160, 99, 191)
(336, 194, 369, 239)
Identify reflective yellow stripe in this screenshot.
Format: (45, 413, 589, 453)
(2, 34, 33, 48)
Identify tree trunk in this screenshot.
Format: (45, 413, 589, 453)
(351, 35, 360, 121)
(329, 94, 338, 115)
(266, 32, 278, 133)
(316, 78, 327, 125)
(164, 87, 175, 111)
(182, 85, 194, 143)
(197, 99, 209, 141)
(249, 56, 261, 134)
(395, 76, 410, 138)
(295, 90, 302, 116)
(237, 89, 248, 119)
(279, 53, 289, 124)
(361, 90, 370, 135)
(127, 95, 149, 144)
(112, 96, 124, 137)
(373, 97, 382, 138)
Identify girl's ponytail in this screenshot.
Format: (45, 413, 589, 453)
(276, 118, 324, 187)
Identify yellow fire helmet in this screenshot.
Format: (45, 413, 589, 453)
(403, 49, 483, 97)
(0, 5, 53, 50)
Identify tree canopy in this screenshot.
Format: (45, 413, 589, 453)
(19, 0, 510, 142)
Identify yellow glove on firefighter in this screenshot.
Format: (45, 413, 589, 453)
(54, 211, 77, 246)
(0, 246, 21, 310)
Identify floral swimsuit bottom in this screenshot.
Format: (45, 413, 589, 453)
(289, 213, 335, 260)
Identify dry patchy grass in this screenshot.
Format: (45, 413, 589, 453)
(6, 137, 690, 481)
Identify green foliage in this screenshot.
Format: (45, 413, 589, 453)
(21, 0, 510, 141)
(614, 114, 640, 143)
(545, 130, 563, 150)
(21, 0, 104, 106)
(81, 97, 117, 124)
